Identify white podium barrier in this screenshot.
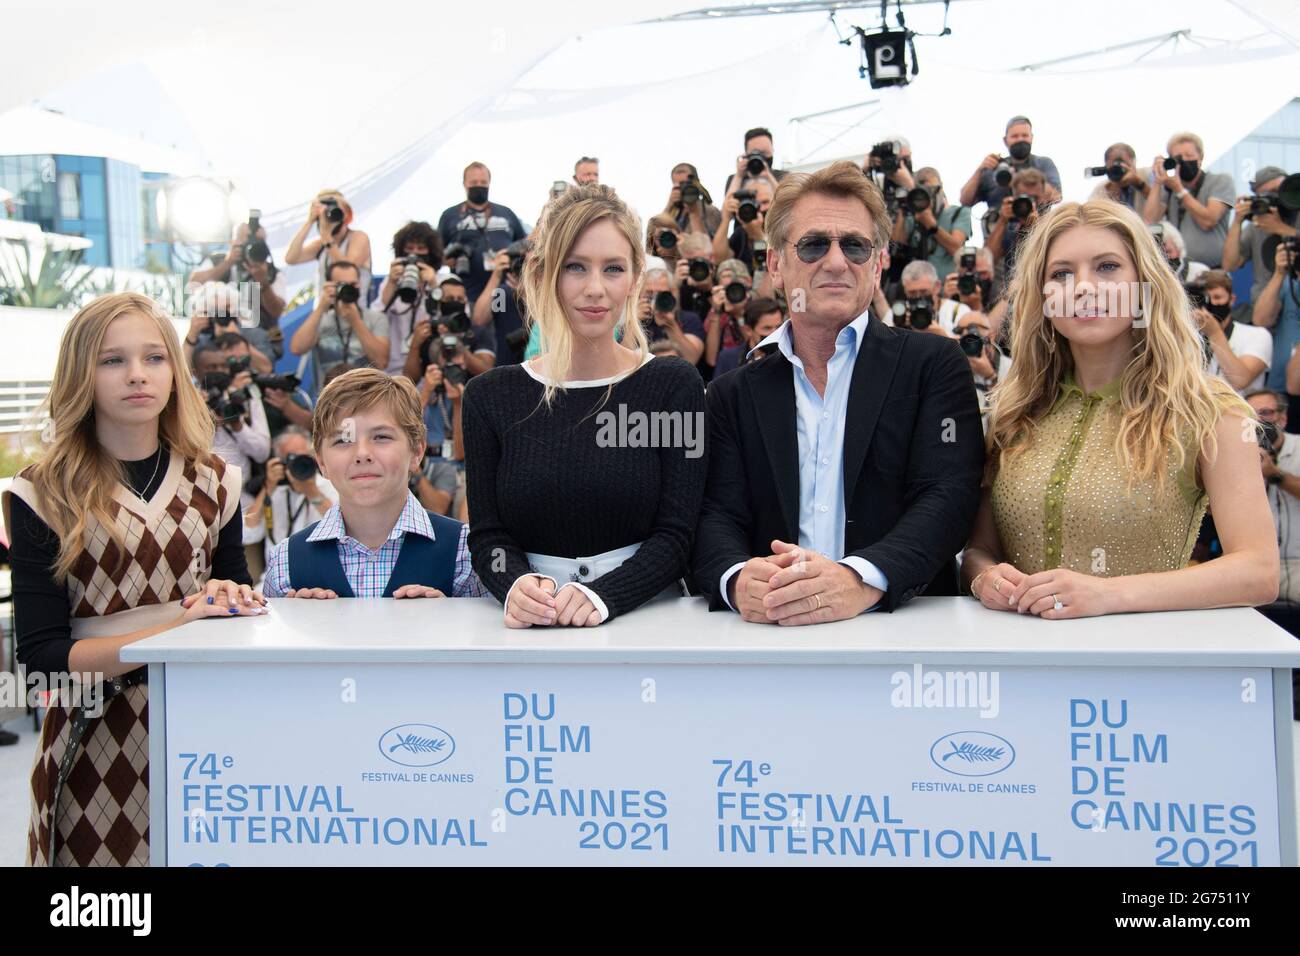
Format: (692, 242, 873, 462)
(122, 596, 1300, 867)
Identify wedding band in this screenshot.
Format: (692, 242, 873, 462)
(993, 579, 1002, 594)
(1052, 594, 1063, 611)
(813, 592, 823, 610)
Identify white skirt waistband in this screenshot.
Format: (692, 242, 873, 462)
(525, 542, 643, 584)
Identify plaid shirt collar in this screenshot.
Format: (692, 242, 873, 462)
(306, 491, 434, 548)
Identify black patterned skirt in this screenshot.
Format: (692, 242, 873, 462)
(26, 685, 150, 867)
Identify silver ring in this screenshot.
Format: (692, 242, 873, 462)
(1052, 594, 1063, 611)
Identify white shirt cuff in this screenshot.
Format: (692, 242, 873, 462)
(503, 573, 558, 621)
(719, 562, 747, 612)
(555, 582, 609, 623)
(839, 557, 888, 611)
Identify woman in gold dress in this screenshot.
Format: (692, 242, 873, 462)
(962, 200, 1278, 618)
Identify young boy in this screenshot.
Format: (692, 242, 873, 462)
(262, 368, 486, 599)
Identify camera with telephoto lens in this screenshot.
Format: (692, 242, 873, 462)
(1084, 165, 1128, 184)
(994, 161, 1014, 188)
(1011, 194, 1035, 221)
(1258, 418, 1281, 456)
(241, 209, 272, 264)
(724, 281, 749, 305)
(254, 373, 301, 393)
(506, 240, 529, 279)
(745, 151, 768, 177)
(957, 250, 979, 296)
(1248, 194, 1280, 219)
(687, 258, 712, 283)
(321, 197, 345, 224)
(443, 242, 472, 279)
(869, 141, 900, 175)
(735, 189, 760, 223)
(278, 453, 318, 487)
(656, 229, 678, 251)
(437, 363, 469, 393)
(335, 282, 360, 305)
(652, 290, 676, 313)
(906, 186, 933, 214)
(960, 329, 988, 358)
(680, 177, 704, 207)
(200, 371, 249, 421)
(396, 255, 423, 304)
(895, 296, 933, 330)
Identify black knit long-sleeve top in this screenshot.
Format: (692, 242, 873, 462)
(463, 354, 707, 620)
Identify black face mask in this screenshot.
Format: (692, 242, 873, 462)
(1008, 141, 1032, 162)
(1207, 301, 1232, 320)
(1168, 257, 1183, 273)
(1177, 159, 1199, 183)
(439, 299, 466, 317)
(466, 186, 489, 205)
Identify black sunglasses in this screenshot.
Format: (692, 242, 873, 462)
(788, 234, 875, 264)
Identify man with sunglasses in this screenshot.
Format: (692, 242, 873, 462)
(694, 161, 984, 625)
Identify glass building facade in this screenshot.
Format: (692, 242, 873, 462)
(1, 152, 152, 269)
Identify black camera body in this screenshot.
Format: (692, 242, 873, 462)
(959, 329, 988, 358)
(724, 281, 749, 306)
(281, 453, 318, 486)
(744, 151, 768, 177)
(240, 209, 272, 265)
(687, 258, 712, 284)
(906, 186, 933, 215)
(396, 255, 423, 304)
(201, 371, 249, 421)
(255, 373, 301, 393)
(994, 161, 1014, 188)
(321, 197, 345, 224)
(734, 189, 760, 224)
(656, 229, 678, 251)
(652, 290, 677, 313)
(869, 141, 900, 175)
(444, 242, 473, 279)
(1011, 194, 1035, 221)
(335, 282, 361, 305)
(680, 177, 706, 207)
(1249, 194, 1279, 219)
(894, 296, 933, 330)
(1085, 165, 1127, 184)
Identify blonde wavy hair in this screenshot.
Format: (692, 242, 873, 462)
(520, 183, 648, 406)
(988, 199, 1248, 491)
(23, 293, 216, 582)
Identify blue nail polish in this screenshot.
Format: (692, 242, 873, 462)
(207, 596, 214, 604)
(229, 607, 239, 614)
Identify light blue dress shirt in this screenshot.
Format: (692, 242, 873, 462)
(720, 307, 889, 610)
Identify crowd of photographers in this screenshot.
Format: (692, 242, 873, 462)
(183, 119, 1300, 594)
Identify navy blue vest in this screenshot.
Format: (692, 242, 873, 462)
(286, 510, 463, 596)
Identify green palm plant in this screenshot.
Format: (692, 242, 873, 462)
(0, 240, 104, 309)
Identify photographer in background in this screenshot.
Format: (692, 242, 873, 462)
(1246, 389, 1300, 603)
(714, 177, 772, 277)
(1193, 270, 1271, 396)
(1087, 143, 1150, 212)
(190, 213, 287, 324)
(290, 261, 390, 394)
(721, 127, 786, 196)
(285, 189, 373, 300)
(221, 332, 312, 439)
(863, 135, 916, 200)
(942, 246, 998, 314)
(1151, 220, 1208, 285)
(674, 233, 715, 320)
(1143, 131, 1234, 268)
(665, 163, 721, 238)
(1223, 166, 1298, 315)
(638, 267, 705, 365)
(891, 260, 970, 335)
(646, 214, 684, 273)
(415, 357, 468, 518)
(472, 243, 528, 366)
(378, 221, 444, 373)
(245, 426, 338, 584)
(959, 115, 1060, 210)
(1254, 240, 1300, 392)
(574, 156, 600, 186)
(183, 281, 279, 373)
(953, 311, 1000, 425)
(890, 166, 970, 281)
(702, 258, 752, 373)
(984, 167, 1051, 274)
(438, 161, 528, 303)
(713, 297, 785, 379)
(191, 340, 272, 577)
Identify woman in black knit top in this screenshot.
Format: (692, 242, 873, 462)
(463, 184, 707, 626)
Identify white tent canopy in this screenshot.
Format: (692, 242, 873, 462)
(3, 0, 1299, 285)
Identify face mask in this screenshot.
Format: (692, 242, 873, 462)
(1207, 301, 1231, 320)
(1008, 141, 1032, 162)
(466, 186, 489, 205)
(439, 298, 465, 316)
(1168, 257, 1182, 273)
(1177, 160, 1199, 183)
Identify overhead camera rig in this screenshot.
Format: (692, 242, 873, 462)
(833, 0, 952, 88)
